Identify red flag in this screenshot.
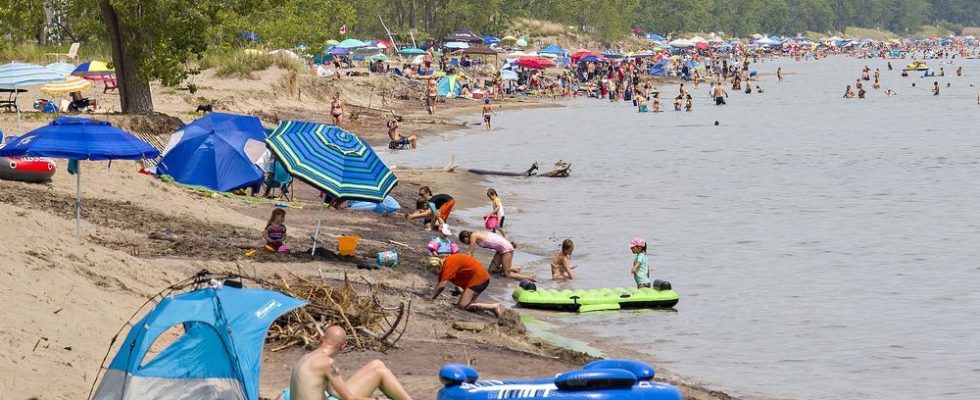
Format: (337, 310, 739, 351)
(339, 24, 348, 35)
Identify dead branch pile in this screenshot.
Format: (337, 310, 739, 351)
(266, 273, 410, 352)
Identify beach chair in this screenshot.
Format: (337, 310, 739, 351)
(262, 160, 293, 201)
(45, 42, 80, 62)
(103, 76, 118, 93)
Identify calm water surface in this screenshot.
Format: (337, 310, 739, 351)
(383, 56, 980, 400)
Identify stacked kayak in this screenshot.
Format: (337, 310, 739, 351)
(513, 281, 678, 312)
(438, 359, 681, 400)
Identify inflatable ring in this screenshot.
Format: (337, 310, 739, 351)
(555, 369, 637, 391)
(584, 360, 655, 380)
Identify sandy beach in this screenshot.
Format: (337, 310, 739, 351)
(0, 68, 729, 400)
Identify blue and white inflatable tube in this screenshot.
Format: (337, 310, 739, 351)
(437, 360, 681, 400)
(348, 195, 401, 214)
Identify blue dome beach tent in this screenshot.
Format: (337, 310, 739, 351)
(647, 59, 670, 76)
(437, 74, 461, 97)
(91, 278, 305, 400)
(0, 117, 159, 236)
(156, 113, 267, 192)
(266, 120, 398, 254)
(538, 44, 567, 56)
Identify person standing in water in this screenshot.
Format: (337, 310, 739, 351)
(712, 82, 728, 105)
(777, 67, 783, 82)
(629, 237, 651, 289)
(486, 188, 506, 237)
(481, 98, 495, 130)
(933, 81, 941, 96)
(426, 79, 438, 115)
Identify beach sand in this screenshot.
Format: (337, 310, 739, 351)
(0, 68, 730, 400)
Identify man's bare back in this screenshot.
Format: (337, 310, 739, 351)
(289, 349, 339, 400)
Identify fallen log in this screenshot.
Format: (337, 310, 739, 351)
(467, 161, 570, 178)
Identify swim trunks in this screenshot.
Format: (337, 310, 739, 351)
(469, 279, 490, 293)
(715, 96, 726, 105)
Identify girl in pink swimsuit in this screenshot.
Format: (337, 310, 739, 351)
(459, 230, 536, 282)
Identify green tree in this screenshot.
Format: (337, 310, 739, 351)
(95, 0, 248, 113)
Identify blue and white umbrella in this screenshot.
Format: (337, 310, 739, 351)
(0, 117, 160, 236)
(266, 120, 398, 254)
(46, 61, 77, 76)
(0, 63, 66, 132)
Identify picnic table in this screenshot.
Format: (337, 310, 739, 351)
(0, 88, 27, 113)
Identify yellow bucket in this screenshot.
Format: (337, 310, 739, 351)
(337, 235, 360, 256)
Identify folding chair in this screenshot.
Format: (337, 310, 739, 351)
(103, 76, 118, 93)
(262, 160, 293, 201)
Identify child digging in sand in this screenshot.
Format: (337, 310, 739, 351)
(263, 208, 290, 252)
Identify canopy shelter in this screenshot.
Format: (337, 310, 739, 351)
(156, 113, 268, 192)
(455, 47, 498, 56)
(537, 44, 567, 56)
(483, 35, 501, 45)
(577, 55, 607, 63)
(0, 117, 159, 236)
(443, 41, 470, 49)
(570, 50, 601, 63)
(444, 27, 483, 43)
(515, 57, 554, 69)
(266, 121, 398, 254)
(0, 62, 66, 132)
(91, 284, 306, 400)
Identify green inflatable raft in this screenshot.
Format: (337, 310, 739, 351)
(512, 280, 679, 313)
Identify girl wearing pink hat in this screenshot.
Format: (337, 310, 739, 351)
(629, 237, 651, 288)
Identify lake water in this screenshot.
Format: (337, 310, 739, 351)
(383, 56, 980, 400)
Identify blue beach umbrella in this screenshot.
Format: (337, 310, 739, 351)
(327, 47, 351, 55)
(266, 121, 398, 253)
(0, 117, 159, 236)
(0, 62, 66, 132)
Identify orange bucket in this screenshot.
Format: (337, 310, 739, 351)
(337, 235, 360, 256)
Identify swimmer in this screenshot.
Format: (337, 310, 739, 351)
(673, 95, 683, 111)
(712, 82, 728, 105)
(755, 85, 764, 93)
(932, 81, 940, 96)
(714, 120, 720, 126)
(885, 89, 897, 96)
(843, 85, 855, 98)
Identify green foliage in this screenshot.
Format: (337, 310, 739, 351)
(0, 0, 43, 41)
(213, 52, 273, 78)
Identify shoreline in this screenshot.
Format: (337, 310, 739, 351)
(0, 70, 736, 400)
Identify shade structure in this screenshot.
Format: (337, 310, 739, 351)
(267, 121, 397, 202)
(72, 60, 115, 80)
(537, 44, 567, 56)
(40, 75, 93, 94)
(0, 62, 66, 132)
(267, 120, 398, 254)
(156, 113, 267, 192)
(515, 57, 554, 69)
(0, 117, 159, 236)
(499, 70, 518, 81)
(92, 286, 306, 400)
(326, 39, 340, 46)
(327, 47, 351, 55)
(335, 38, 366, 49)
(398, 47, 426, 56)
(577, 55, 607, 63)
(483, 35, 501, 45)
(369, 53, 388, 62)
(0, 62, 65, 87)
(46, 61, 77, 76)
(444, 27, 482, 43)
(443, 41, 470, 49)
(500, 36, 518, 44)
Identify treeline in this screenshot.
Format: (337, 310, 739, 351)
(2, 0, 978, 49)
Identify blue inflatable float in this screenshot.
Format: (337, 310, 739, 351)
(438, 359, 681, 400)
(348, 195, 401, 214)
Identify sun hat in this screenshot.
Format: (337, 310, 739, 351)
(629, 237, 647, 248)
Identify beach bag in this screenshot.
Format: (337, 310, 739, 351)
(484, 214, 499, 230)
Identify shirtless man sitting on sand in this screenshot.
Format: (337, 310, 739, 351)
(287, 325, 413, 400)
(387, 120, 417, 149)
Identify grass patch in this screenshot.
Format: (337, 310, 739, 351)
(214, 51, 273, 79)
(509, 17, 570, 37)
(963, 27, 980, 37)
(0, 42, 111, 64)
(844, 27, 897, 41)
(913, 25, 954, 38)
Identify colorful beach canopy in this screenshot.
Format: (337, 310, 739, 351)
(515, 57, 554, 69)
(40, 75, 92, 94)
(537, 44, 567, 56)
(92, 286, 306, 400)
(266, 121, 398, 202)
(157, 113, 267, 192)
(0, 117, 159, 236)
(0, 62, 65, 87)
(72, 60, 114, 78)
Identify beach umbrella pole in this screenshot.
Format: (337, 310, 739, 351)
(311, 202, 325, 256)
(75, 163, 82, 237)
